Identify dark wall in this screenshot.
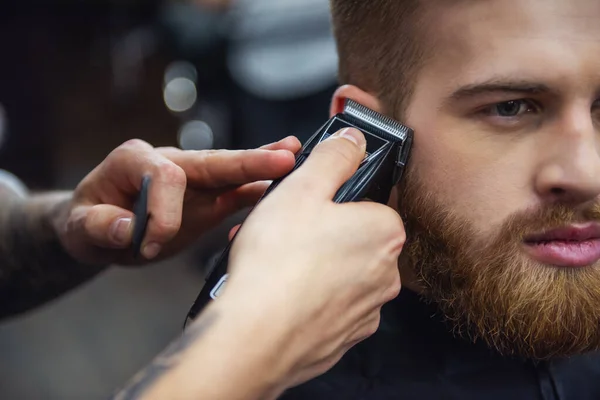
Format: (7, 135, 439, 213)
(0, 1, 176, 190)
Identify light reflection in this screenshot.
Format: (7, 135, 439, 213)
(178, 120, 214, 150)
(163, 77, 198, 113)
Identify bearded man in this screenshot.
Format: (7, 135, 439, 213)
(280, 0, 600, 398)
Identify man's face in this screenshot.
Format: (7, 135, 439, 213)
(394, 0, 600, 359)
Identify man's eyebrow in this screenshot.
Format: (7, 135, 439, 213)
(447, 79, 554, 102)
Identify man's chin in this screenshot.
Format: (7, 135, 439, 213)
(423, 264, 600, 360)
(405, 236, 600, 361)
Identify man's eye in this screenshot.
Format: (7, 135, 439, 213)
(488, 100, 535, 117)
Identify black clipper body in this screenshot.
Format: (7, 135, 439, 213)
(184, 99, 413, 327)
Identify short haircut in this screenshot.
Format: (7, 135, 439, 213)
(330, 0, 429, 118)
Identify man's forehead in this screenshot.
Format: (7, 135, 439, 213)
(415, 0, 600, 96)
(427, 0, 600, 39)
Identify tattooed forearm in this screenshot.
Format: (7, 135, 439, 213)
(112, 310, 220, 400)
(0, 192, 106, 320)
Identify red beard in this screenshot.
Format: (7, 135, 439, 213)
(396, 167, 600, 360)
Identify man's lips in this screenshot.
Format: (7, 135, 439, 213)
(523, 223, 600, 268)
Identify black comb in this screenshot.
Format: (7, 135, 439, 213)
(132, 175, 151, 259)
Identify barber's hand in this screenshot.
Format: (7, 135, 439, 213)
(58, 137, 301, 266)
(220, 128, 405, 391)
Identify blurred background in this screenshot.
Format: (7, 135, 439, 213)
(0, 0, 338, 398)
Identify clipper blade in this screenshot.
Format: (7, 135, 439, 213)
(343, 99, 411, 143)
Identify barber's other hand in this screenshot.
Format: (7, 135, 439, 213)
(221, 128, 405, 391)
(58, 137, 301, 266)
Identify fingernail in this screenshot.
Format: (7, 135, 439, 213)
(332, 128, 365, 147)
(110, 218, 132, 246)
(142, 242, 162, 260)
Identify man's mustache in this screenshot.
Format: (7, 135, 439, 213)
(503, 202, 600, 241)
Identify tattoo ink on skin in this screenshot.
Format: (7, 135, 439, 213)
(0, 193, 105, 320)
(112, 310, 220, 400)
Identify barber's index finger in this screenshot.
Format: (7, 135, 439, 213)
(157, 148, 297, 190)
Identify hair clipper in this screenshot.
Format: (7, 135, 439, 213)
(184, 99, 413, 328)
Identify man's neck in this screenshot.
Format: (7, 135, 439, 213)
(398, 254, 425, 295)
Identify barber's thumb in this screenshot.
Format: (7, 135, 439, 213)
(270, 127, 366, 200)
(304, 128, 366, 192)
(76, 204, 134, 249)
(316, 128, 366, 165)
(331, 127, 366, 149)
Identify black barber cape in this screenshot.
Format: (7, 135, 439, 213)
(279, 289, 600, 400)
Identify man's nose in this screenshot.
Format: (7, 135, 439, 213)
(535, 117, 600, 205)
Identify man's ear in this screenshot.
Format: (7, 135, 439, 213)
(330, 85, 384, 117)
